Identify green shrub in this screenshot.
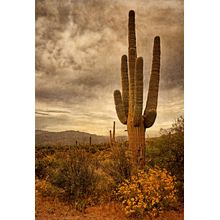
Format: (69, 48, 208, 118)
(51, 149, 98, 206)
(35, 157, 48, 179)
(146, 116, 184, 201)
(35, 154, 56, 179)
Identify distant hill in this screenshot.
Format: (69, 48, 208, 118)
(35, 130, 127, 146)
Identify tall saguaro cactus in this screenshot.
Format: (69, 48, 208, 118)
(114, 10, 161, 169)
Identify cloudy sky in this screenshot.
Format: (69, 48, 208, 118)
(36, 0, 183, 136)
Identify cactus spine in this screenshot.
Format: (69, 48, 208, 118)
(114, 10, 161, 169)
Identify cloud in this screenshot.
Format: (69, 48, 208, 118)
(36, 109, 71, 114)
(36, 0, 183, 135)
(35, 112, 49, 116)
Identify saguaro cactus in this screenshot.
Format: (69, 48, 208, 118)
(110, 121, 116, 146)
(114, 10, 161, 169)
(109, 130, 112, 145)
(89, 136, 92, 146)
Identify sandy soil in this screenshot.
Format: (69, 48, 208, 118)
(36, 192, 184, 220)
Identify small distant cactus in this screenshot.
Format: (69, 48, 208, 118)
(89, 136, 92, 146)
(110, 130, 112, 145)
(110, 121, 116, 147)
(114, 10, 161, 169)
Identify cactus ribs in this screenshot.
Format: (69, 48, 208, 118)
(114, 10, 161, 170)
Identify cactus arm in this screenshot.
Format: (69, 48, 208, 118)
(133, 57, 143, 126)
(144, 36, 161, 128)
(128, 10, 137, 113)
(121, 55, 129, 118)
(114, 90, 127, 124)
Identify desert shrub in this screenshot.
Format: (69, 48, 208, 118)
(51, 149, 98, 207)
(36, 145, 55, 156)
(88, 145, 97, 154)
(35, 157, 48, 179)
(81, 143, 110, 154)
(146, 116, 184, 201)
(35, 145, 57, 179)
(36, 145, 115, 210)
(36, 178, 64, 197)
(92, 169, 115, 204)
(116, 167, 177, 218)
(103, 143, 132, 184)
(35, 154, 57, 179)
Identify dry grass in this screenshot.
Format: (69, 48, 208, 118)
(36, 190, 126, 220)
(36, 189, 183, 220)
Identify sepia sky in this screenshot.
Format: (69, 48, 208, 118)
(36, 0, 183, 136)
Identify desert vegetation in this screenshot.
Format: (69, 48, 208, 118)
(36, 116, 184, 219)
(36, 9, 183, 220)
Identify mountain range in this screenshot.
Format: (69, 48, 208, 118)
(35, 130, 127, 146)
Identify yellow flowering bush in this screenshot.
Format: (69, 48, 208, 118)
(116, 167, 177, 217)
